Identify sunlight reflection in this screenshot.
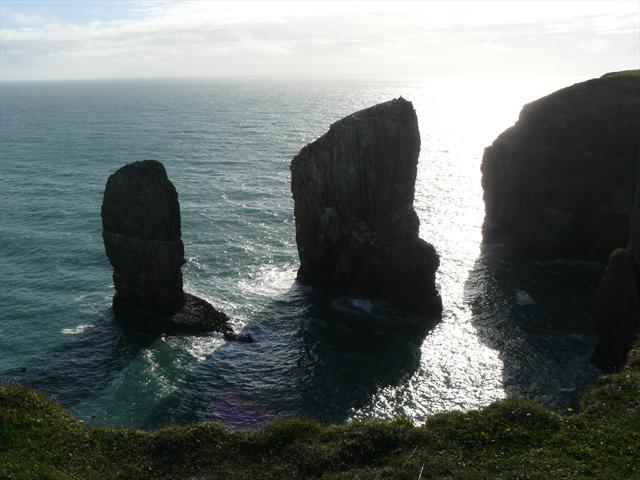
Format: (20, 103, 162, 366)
(351, 76, 582, 421)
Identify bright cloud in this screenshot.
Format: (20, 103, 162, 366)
(0, 0, 638, 81)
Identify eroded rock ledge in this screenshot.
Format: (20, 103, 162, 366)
(102, 160, 245, 337)
(291, 98, 442, 317)
(481, 74, 640, 260)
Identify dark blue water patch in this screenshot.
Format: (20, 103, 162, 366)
(464, 244, 602, 410)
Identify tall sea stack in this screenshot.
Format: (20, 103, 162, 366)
(481, 74, 640, 260)
(631, 162, 640, 263)
(102, 160, 185, 314)
(291, 98, 442, 317)
(592, 159, 640, 371)
(102, 160, 234, 334)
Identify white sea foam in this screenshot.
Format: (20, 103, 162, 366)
(237, 264, 298, 299)
(61, 324, 93, 335)
(164, 334, 226, 362)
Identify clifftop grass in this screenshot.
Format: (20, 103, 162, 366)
(2, 345, 640, 479)
(601, 69, 640, 78)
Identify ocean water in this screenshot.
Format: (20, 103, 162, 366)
(0, 77, 603, 429)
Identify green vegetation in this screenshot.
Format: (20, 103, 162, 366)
(601, 69, 640, 78)
(2, 345, 640, 479)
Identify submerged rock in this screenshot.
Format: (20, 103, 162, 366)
(291, 98, 441, 317)
(102, 160, 237, 335)
(592, 249, 640, 371)
(481, 74, 640, 260)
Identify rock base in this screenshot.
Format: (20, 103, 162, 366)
(113, 292, 251, 339)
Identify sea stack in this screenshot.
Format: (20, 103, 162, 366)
(101, 160, 234, 334)
(592, 160, 640, 371)
(481, 73, 640, 260)
(291, 98, 442, 317)
(630, 163, 640, 263)
(591, 248, 640, 371)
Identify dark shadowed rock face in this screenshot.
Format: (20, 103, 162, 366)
(291, 98, 441, 317)
(592, 160, 640, 371)
(592, 249, 640, 371)
(102, 160, 185, 314)
(102, 160, 240, 336)
(481, 75, 640, 260)
(630, 161, 640, 263)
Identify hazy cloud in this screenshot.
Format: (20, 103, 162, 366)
(0, 0, 638, 80)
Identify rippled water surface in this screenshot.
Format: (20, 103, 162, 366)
(0, 77, 602, 428)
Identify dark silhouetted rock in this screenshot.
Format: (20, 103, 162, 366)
(481, 75, 640, 260)
(592, 158, 640, 371)
(102, 160, 185, 313)
(592, 248, 640, 371)
(630, 160, 640, 263)
(290, 98, 441, 317)
(102, 160, 236, 335)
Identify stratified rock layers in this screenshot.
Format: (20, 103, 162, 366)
(481, 76, 640, 260)
(291, 98, 441, 317)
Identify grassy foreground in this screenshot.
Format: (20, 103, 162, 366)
(2, 347, 639, 480)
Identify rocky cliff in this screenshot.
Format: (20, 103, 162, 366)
(630, 161, 640, 263)
(592, 158, 640, 371)
(291, 98, 441, 317)
(102, 160, 235, 334)
(481, 75, 640, 260)
(591, 248, 640, 371)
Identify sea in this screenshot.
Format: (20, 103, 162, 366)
(0, 76, 603, 429)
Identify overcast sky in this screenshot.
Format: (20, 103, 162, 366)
(1, 0, 638, 81)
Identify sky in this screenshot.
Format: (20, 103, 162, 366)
(0, 0, 638, 81)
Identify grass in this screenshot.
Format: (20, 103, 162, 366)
(2, 344, 639, 479)
(600, 69, 640, 78)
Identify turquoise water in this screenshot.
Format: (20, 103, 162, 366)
(0, 77, 602, 428)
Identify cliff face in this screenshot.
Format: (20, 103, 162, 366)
(102, 160, 235, 335)
(291, 98, 441, 317)
(481, 76, 640, 260)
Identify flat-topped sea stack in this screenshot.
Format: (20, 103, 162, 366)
(481, 72, 640, 260)
(291, 98, 442, 317)
(102, 160, 236, 335)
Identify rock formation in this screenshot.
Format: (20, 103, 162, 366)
(102, 160, 185, 313)
(290, 98, 442, 317)
(592, 159, 640, 371)
(630, 161, 640, 263)
(481, 73, 640, 260)
(591, 248, 640, 371)
(102, 160, 239, 335)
